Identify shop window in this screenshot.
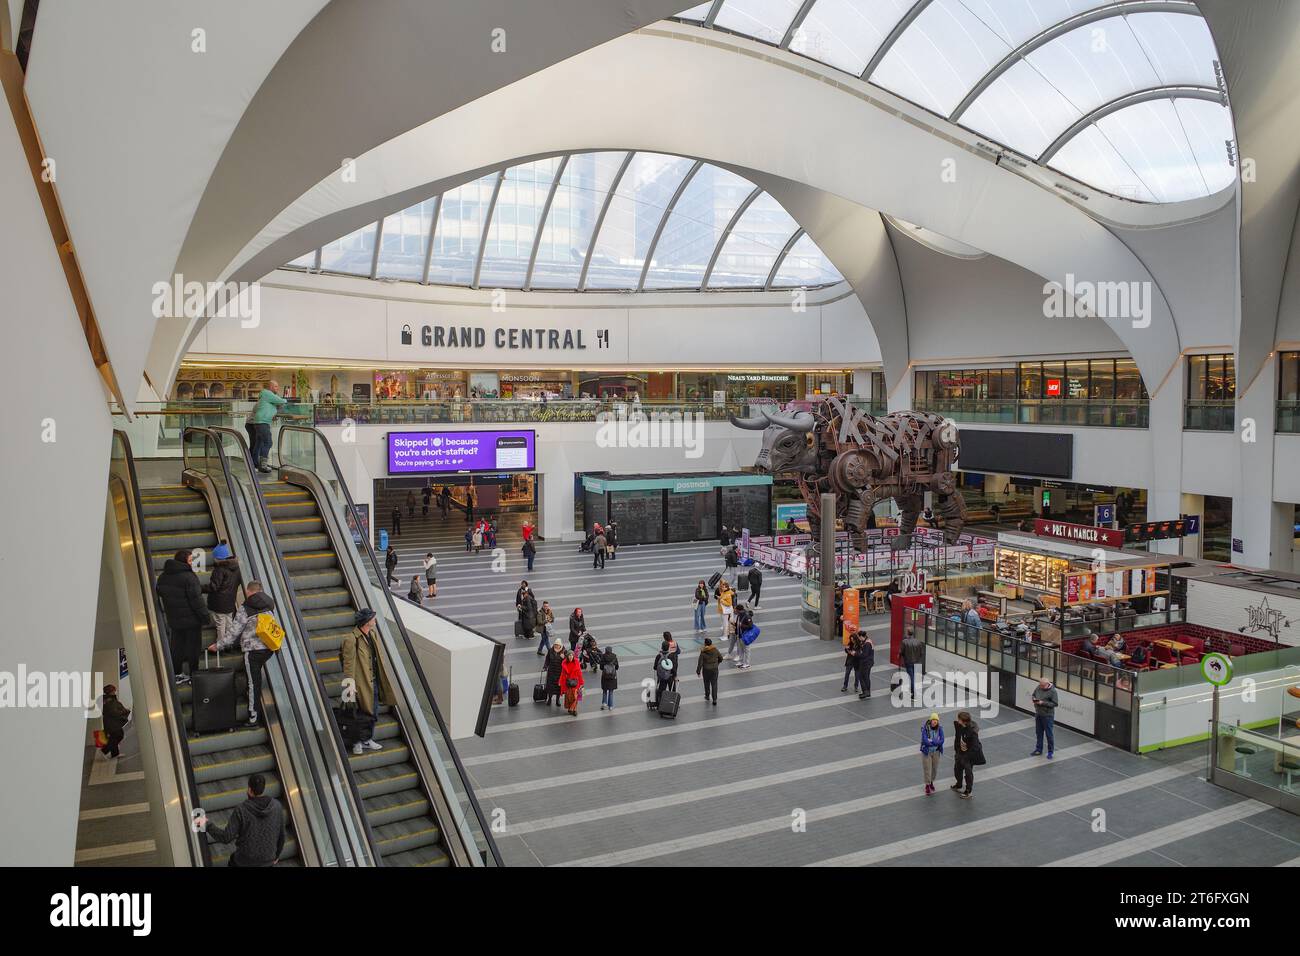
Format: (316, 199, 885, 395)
(1280, 352, 1300, 433)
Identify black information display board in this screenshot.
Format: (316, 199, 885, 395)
(961, 430, 1073, 479)
(719, 485, 771, 536)
(584, 489, 607, 532)
(610, 489, 663, 543)
(666, 490, 717, 542)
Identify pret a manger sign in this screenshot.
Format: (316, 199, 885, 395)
(1033, 518, 1126, 549)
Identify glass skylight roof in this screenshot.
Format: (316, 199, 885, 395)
(284, 151, 843, 292)
(676, 0, 1236, 203)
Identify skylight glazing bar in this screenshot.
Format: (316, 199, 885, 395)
(700, 186, 762, 290)
(578, 151, 635, 291)
(949, 0, 1200, 122)
(420, 194, 442, 285)
(637, 159, 703, 291)
(471, 169, 507, 290)
(861, 0, 934, 80)
(765, 227, 805, 290)
(780, 0, 819, 49)
(523, 154, 569, 291)
(368, 218, 383, 279)
(1038, 85, 1222, 162)
(703, 0, 725, 28)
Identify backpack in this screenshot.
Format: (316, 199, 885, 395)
(255, 613, 285, 652)
(658, 656, 675, 675)
(602, 658, 618, 677)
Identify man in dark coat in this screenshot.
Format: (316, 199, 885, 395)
(747, 565, 763, 607)
(385, 546, 399, 586)
(544, 641, 565, 707)
(857, 636, 875, 700)
(99, 684, 130, 759)
(201, 773, 285, 866)
(156, 549, 210, 684)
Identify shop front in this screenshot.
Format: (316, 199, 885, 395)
(582, 472, 772, 544)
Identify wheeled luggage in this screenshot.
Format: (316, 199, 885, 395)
(737, 575, 749, 592)
(532, 667, 548, 703)
(658, 689, 681, 718)
(191, 650, 238, 733)
(508, 665, 521, 707)
(334, 705, 376, 747)
(707, 571, 723, 590)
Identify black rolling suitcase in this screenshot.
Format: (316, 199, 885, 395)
(192, 649, 238, 733)
(514, 619, 526, 639)
(334, 705, 376, 747)
(658, 683, 681, 719)
(707, 571, 723, 590)
(508, 667, 520, 707)
(532, 667, 548, 703)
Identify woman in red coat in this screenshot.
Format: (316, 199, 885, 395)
(559, 650, 585, 716)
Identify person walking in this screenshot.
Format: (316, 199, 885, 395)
(340, 608, 394, 754)
(517, 587, 538, 644)
(719, 525, 731, 548)
(605, 521, 618, 561)
(857, 634, 875, 699)
(693, 579, 709, 631)
(440, 485, 451, 518)
(599, 645, 619, 710)
(202, 542, 242, 652)
(951, 711, 983, 799)
(423, 552, 437, 599)
(920, 712, 945, 795)
(472, 522, 484, 554)
(722, 542, 740, 588)
(390, 505, 401, 539)
(733, 603, 755, 669)
(696, 637, 722, 705)
(841, 628, 864, 694)
(537, 600, 555, 656)
(98, 684, 130, 759)
(717, 581, 736, 646)
(421, 485, 431, 518)
(900, 626, 925, 700)
(1030, 677, 1058, 759)
(249, 381, 287, 473)
(568, 608, 586, 653)
(592, 528, 607, 570)
(544, 641, 565, 708)
(559, 649, 584, 716)
(407, 575, 423, 606)
(210, 580, 279, 727)
(652, 639, 678, 710)
(487, 518, 498, 549)
(406, 489, 415, 519)
(523, 536, 536, 572)
(464, 526, 473, 552)
(385, 546, 399, 587)
(199, 773, 285, 867)
(747, 564, 763, 607)
(156, 549, 210, 685)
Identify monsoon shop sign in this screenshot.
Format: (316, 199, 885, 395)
(387, 430, 535, 475)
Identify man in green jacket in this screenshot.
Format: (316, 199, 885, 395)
(249, 380, 286, 472)
(696, 638, 723, 706)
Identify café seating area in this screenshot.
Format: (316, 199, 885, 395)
(1061, 623, 1277, 672)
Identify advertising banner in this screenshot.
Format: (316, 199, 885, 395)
(387, 430, 536, 474)
(842, 587, 859, 645)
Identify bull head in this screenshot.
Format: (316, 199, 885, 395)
(729, 406, 817, 475)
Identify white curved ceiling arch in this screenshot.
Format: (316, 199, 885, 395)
(226, 25, 1182, 391)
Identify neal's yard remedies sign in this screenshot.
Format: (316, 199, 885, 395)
(1033, 518, 1126, 549)
(388, 430, 536, 475)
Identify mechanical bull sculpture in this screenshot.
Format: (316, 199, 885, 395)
(730, 397, 967, 551)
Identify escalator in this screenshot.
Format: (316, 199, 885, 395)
(139, 484, 301, 866)
(261, 476, 450, 866)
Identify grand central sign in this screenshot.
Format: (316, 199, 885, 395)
(399, 323, 605, 351)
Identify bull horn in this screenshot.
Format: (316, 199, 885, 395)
(728, 413, 770, 431)
(761, 408, 815, 432)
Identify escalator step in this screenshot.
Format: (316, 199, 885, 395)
(144, 512, 214, 533)
(307, 626, 352, 653)
(383, 845, 451, 867)
(302, 607, 356, 631)
(295, 586, 352, 611)
(187, 723, 267, 755)
(364, 790, 431, 828)
(372, 816, 442, 857)
(277, 533, 332, 554)
(273, 515, 325, 535)
(290, 568, 345, 590)
(197, 769, 283, 811)
(283, 551, 338, 571)
(266, 500, 318, 519)
(192, 744, 275, 784)
(148, 529, 219, 551)
(347, 741, 411, 772)
(354, 762, 421, 799)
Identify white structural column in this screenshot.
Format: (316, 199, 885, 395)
(0, 88, 113, 863)
(1145, 361, 1186, 555)
(1235, 359, 1292, 569)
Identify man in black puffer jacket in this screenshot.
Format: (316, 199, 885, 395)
(201, 773, 285, 867)
(156, 550, 210, 684)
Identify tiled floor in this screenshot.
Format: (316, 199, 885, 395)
(380, 508, 1300, 866)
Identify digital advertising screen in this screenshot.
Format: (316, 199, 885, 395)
(387, 429, 536, 475)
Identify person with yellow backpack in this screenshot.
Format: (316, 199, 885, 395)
(209, 580, 282, 728)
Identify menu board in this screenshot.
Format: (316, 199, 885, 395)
(720, 485, 770, 536)
(610, 489, 663, 544)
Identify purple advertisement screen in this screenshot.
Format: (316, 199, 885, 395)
(387, 430, 536, 475)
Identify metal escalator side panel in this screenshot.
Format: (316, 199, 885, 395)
(107, 432, 208, 866)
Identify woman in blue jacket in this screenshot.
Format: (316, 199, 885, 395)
(920, 712, 945, 796)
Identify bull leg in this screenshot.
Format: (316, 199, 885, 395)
(892, 493, 924, 550)
(934, 489, 968, 544)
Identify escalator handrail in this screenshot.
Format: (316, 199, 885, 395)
(111, 430, 212, 867)
(278, 424, 504, 866)
(181, 427, 358, 868)
(194, 426, 382, 865)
